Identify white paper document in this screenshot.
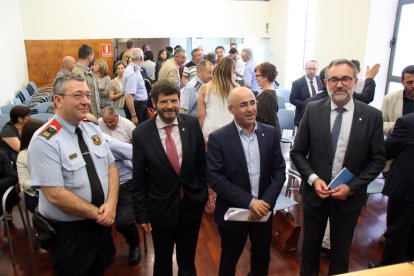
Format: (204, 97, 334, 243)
(224, 208, 271, 222)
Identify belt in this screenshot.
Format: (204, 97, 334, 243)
(134, 100, 147, 103)
(51, 219, 98, 231)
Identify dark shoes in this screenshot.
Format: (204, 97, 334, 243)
(128, 246, 141, 265)
(320, 247, 331, 256)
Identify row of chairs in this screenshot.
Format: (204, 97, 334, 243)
(12, 82, 39, 105)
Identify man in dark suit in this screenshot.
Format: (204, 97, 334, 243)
(290, 59, 385, 276)
(290, 60, 323, 126)
(380, 112, 414, 265)
(207, 87, 286, 276)
(132, 80, 207, 276)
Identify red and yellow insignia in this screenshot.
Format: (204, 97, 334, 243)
(91, 135, 101, 145)
(38, 119, 62, 140)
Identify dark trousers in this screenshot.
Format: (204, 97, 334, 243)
(124, 100, 148, 124)
(218, 218, 272, 276)
(115, 180, 139, 247)
(151, 196, 203, 276)
(50, 220, 114, 276)
(24, 192, 38, 214)
(381, 198, 414, 265)
(300, 199, 361, 276)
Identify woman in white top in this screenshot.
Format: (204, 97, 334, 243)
(16, 119, 45, 213)
(109, 61, 126, 109)
(197, 57, 238, 214)
(197, 57, 238, 142)
(142, 51, 156, 82)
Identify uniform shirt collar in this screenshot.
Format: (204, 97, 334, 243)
(54, 113, 80, 134)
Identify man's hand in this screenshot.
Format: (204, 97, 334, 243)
(331, 184, 351, 200)
(131, 115, 139, 125)
(96, 202, 116, 227)
(140, 223, 152, 234)
(313, 178, 332, 199)
(365, 64, 380, 79)
(249, 198, 270, 218)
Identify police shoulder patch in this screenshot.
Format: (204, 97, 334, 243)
(38, 119, 62, 140)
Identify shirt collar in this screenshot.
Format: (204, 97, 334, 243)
(155, 114, 178, 130)
(330, 97, 354, 112)
(54, 113, 79, 134)
(234, 121, 257, 136)
(76, 62, 91, 73)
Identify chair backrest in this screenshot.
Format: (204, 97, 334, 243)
(277, 96, 286, 110)
(31, 113, 52, 122)
(12, 97, 23, 105)
(27, 81, 39, 95)
(277, 88, 291, 104)
(1, 104, 15, 114)
(277, 109, 295, 131)
(19, 88, 32, 103)
(34, 102, 53, 113)
(0, 114, 10, 129)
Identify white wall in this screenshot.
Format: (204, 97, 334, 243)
(20, 0, 271, 39)
(0, 0, 28, 106)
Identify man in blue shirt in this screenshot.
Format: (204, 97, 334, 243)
(241, 48, 260, 96)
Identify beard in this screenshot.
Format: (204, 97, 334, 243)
(157, 107, 179, 124)
(328, 88, 354, 105)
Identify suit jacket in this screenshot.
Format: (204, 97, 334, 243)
(382, 90, 403, 135)
(132, 113, 207, 229)
(206, 121, 286, 229)
(290, 75, 323, 125)
(290, 98, 385, 213)
(382, 113, 414, 202)
(157, 58, 180, 87)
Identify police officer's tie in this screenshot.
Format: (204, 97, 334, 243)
(75, 127, 105, 206)
(330, 107, 347, 162)
(164, 125, 183, 199)
(310, 79, 317, 96)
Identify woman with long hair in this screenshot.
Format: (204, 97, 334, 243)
(197, 56, 238, 142)
(155, 49, 167, 81)
(109, 61, 126, 109)
(197, 57, 238, 214)
(92, 58, 111, 108)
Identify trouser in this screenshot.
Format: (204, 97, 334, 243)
(124, 100, 148, 124)
(151, 196, 204, 276)
(115, 180, 139, 247)
(381, 198, 414, 265)
(218, 218, 272, 276)
(50, 219, 114, 276)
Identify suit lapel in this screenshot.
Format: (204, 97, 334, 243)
(256, 124, 266, 194)
(229, 122, 250, 182)
(320, 99, 332, 157)
(177, 114, 189, 174)
(344, 100, 363, 162)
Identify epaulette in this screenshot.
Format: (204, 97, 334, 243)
(38, 119, 62, 140)
(194, 81, 202, 91)
(82, 118, 98, 125)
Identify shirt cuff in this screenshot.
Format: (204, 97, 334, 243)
(308, 174, 319, 186)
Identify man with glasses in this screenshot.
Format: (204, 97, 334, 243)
(382, 65, 414, 135)
(28, 73, 119, 275)
(291, 59, 385, 275)
(290, 60, 323, 126)
(207, 87, 286, 276)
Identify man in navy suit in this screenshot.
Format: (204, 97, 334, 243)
(290, 60, 323, 126)
(380, 112, 414, 265)
(132, 80, 207, 276)
(207, 87, 286, 276)
(291, 59, 385, 275)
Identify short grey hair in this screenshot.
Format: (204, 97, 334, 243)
(326, 59, 357, 78)
(101, 106, 116, 116)
(130, 48, 144, 61)
(53, 72, 86, 96)
(174, 47, 186, 57)
(197, 60, 212, 72)
(242, 48, 253, 58)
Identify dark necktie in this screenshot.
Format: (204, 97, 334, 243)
(75, 127, 105, 206)
(330, 107, 347, 162)
(310, 79, 317, 96)
(164, 125, 180, 175)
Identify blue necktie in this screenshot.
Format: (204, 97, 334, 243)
(330, 107, 347, 162)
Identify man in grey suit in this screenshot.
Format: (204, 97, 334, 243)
(290, 59, 385, 275)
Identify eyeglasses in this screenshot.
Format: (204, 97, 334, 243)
(62, 92, 91, 100)
(234, 100, 258, 109)
(327, 76, 353, 86)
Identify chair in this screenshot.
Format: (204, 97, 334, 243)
(0, 114, 10, 129)
(367, 179, 384, 194)
(31, 113, 52, 122)
(27, 81, 39, 95)
(2, 186, 35, 264)
(1, 104, 15, 114)
(273, 194, 298, 212)
(34, 102, 53, 113)
(277, 88, 291, 105)
(277, 109, 296, 146)
(12, 97, 23, 105)
(277, 96, 286, 110)
(19, 88, 32, 103)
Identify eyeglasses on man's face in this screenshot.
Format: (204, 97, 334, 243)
(234, 100, 258, 109)
(327, 76, 353, 86)
(62, 92, 91, 100)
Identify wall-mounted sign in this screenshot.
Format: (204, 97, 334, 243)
(102, 44, 112, 56)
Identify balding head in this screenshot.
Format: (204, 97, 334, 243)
(227, 87, 257, 133)
(63, 56, 76, 71)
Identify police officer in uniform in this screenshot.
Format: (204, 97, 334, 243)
(179, 60, 214, 116)
(28, 73, 119, 276)
(122, 47, 149, 125)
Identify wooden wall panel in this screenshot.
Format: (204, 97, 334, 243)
(25, 39, 114, 87)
